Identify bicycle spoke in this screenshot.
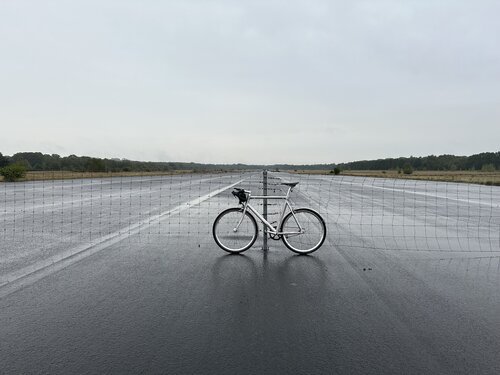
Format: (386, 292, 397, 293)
(213, 209, 257, 253)
(281, 209, 326, 253)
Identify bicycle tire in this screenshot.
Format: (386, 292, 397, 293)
(280, 208, 326, 254)
(213, 208, 258, 253)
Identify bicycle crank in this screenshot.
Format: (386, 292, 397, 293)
(268, 226, 282, 240)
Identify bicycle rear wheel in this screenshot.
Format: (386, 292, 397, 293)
(213, 208, 258, 253)
(280, 208, 326, 254)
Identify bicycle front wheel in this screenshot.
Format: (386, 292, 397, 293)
(281, 208, 326, 254)
(213, 208, 258, 254)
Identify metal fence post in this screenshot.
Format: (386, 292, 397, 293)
(262, 169, 269, 251)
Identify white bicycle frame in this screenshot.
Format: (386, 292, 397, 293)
(234, 187, 304, 236)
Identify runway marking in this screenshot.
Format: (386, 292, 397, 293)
(0, 175, 238, 215)
(0, 179, 244, 298)
(319, 177, 500, 208)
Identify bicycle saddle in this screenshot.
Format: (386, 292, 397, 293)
(281, 182, 299, 187)
(232, 188, 248, 203)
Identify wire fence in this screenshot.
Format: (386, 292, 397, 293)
(1, 170, 499, 286)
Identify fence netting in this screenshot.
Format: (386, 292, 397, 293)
(1, 170, 499, 286)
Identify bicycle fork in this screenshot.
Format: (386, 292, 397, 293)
(233, 204, 249, 232)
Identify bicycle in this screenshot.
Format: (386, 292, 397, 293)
(212, 182, 326, 254)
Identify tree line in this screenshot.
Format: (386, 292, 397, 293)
(0, 151, 340, 173)
(0, 151, 498, 173)
(0, 152, 266, 173)
(337, 152, 499, 171)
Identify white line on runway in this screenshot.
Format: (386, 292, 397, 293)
(318, 177, 499, 208)
(0, 179, 244, 298)
(0, 175, 241, 215)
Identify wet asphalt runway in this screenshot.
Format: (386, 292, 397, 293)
(1, 173, 499, 374)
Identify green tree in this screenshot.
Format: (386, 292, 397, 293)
(16, 159, 32, 170)
(12, 152, 41, 169)
(86, 158, 106, 172)
(0, 163, 27, 182)
(0, 152, 9, 168)
(403, 163, 413, 175)
(333, 167, 341, 175)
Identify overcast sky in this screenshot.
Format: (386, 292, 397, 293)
(1, 0, 499, 164)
